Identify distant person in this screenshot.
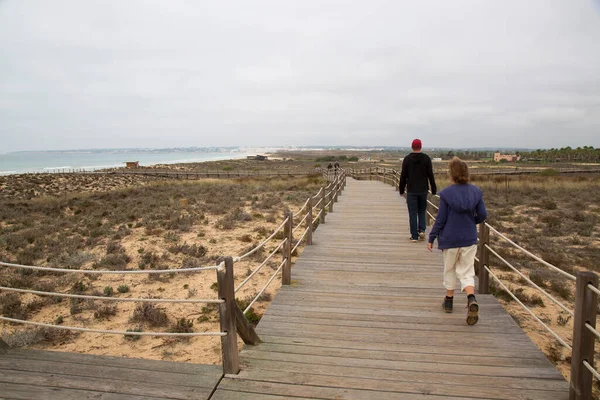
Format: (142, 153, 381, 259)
(428, 157, 487, 325)
(334, 161, 339, 176)
(399, 139, 436, 242)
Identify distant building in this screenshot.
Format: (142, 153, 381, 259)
(494, 153, 521, 162)
(125, 161, 139, 168)
(432, 157, 442, 162)
(247, 155, 268, 161)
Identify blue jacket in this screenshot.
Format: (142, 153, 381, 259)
(428, 183, 487, 250)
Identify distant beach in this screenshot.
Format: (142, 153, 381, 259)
(0, 150, 251, 175)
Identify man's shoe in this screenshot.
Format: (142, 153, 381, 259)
(442, 297, 453, 313)
(409, 237, 418, 243)
(467, 296, 479, 325)
(418, 231, 426, 241)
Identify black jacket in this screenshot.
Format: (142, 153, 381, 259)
(399, 152, 437, 195)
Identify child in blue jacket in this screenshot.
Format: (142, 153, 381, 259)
(428, 157, 487, 325)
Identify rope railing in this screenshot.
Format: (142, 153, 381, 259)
(243, 258, 286, 315)
(485, 266, 573, 351)
(293, 213, 309, 234)
(0, 317, 226, 337)
(484, 244, 574, 317)
(234, 218, 288, 262)
(485, 223, 576, 281)
(234, 238, 287, 293)
(0, 261, 221, 275)
(582, 361, 600, 382)
(0, 286, 224, 304)
(293, 198, 311, 218)
(292, 227, 310, 255)
(587, 284, 600, 297)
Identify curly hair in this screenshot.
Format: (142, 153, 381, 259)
(449, 157, 469, 184)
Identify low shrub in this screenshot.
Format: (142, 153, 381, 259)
(131, 303, 169, 327)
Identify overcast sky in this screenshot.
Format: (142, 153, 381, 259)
(1, 1, 600, 152)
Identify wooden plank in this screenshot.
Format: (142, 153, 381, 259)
(243, 342, 551, 368)
(217, 378, 484, 400)
(256, 334, 546, 359)
(0, 358, 218, 389)
(1, 349, 221, 378)
(0, 382, 170, 400)
(239, 350, 562, 379)
(229, 369, 568, 400)
(0, 369, 213, 400)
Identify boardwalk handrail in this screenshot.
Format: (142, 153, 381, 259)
(348, 167, 599, 400)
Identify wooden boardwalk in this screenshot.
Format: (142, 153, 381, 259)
(214, 178, 569, 400)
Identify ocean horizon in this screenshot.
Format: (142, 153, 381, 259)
(0, 150, 251, 175)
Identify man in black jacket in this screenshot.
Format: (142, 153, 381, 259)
(399, 139, 437, 242)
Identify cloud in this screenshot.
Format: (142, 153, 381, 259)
(1, 0, 599, 151)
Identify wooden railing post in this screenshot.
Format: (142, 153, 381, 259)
(478, 224, 490, 294)
(320, 187, 326, 224)
(570, 271, 599, 400)
(282, 211, 293, 285)
(334, 179, 339, 202)
(216, 256, 239, 374)
(328, 187, 334, 212)
(306, 197, 313, 245)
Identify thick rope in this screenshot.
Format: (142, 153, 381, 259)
(293, 198, 310, 218)
(583, 360, 600, 382)
(486, 223, 576, 281)
(235, 238, 287, 293)
(0, 286, 223, 304)
(0, 261, 219, 275)
(484, 245, 574, 317)
(0, 317, 226, 337)
(586, 323, 600, 342)
(234, 218, 288, 262)
(292, 227, 310, 255)
(485, 266, 572, 351)
(243, 258, 285, 315)
(293, 213, 309, 234)
(587, 284, 600, 297)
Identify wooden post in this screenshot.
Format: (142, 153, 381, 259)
(334, 180, 339, 202)
(306, 197, 313, 245)
(216, 256, 239, 374)
(232, 301, 261, 345)
(426, 201, 432, 227)
(320, 187, 326, 224)
(570, 271, 599, 400)
(328, 187, 334, 212)
(282, 211, 293, 285)
(478, 224, 490, 294)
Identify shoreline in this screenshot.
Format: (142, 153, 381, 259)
(0, 152, 252, 176)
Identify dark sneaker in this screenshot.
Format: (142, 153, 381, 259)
(442, 297, 453, 313)
(418, 231, 426, 241)
(467, 296, 479, 325)
(409, 237, 418, 242)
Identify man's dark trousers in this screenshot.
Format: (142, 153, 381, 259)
(407, 193, 427, 240)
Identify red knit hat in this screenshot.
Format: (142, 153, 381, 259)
(411, 139, 422, 150)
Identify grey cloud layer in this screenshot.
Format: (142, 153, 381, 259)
(1, 0, 599, 151)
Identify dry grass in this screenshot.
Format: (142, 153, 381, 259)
(0, 169, 326, 362)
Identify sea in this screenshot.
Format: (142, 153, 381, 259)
(0, 150, 251, 175)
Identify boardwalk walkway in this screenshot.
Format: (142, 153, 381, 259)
(214, 178, 569, 400)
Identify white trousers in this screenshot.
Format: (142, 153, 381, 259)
(442, 244, 478, 291)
